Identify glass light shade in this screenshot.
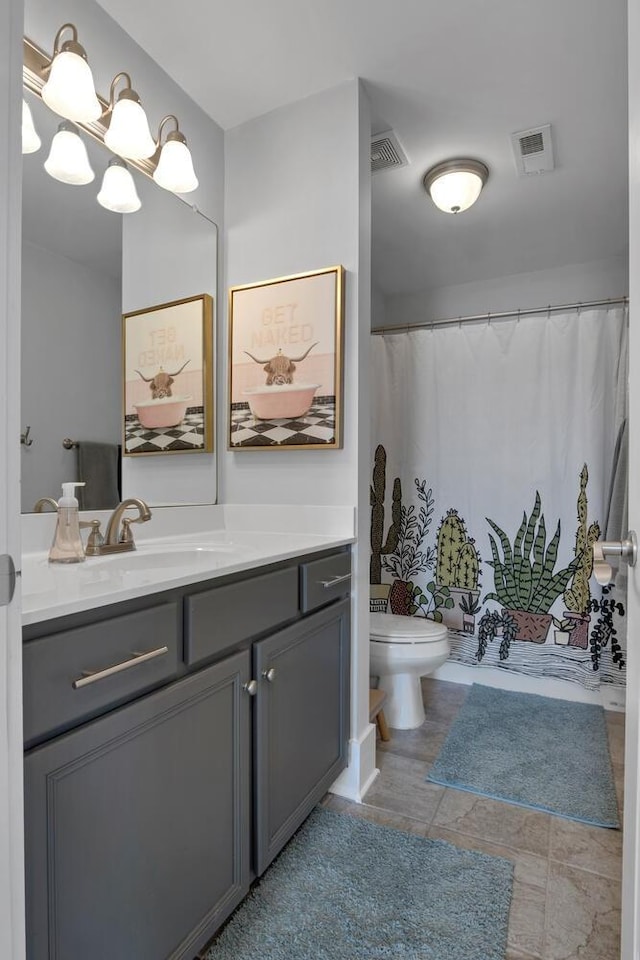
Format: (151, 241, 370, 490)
(22, 100, 41, 154)
(429, 171, 484, 214)
(42, 50, 102, 123)
(153, 137, 198, 193)
(97, 158, 141, 213)
(44, 123, 95, 185)
(104, 96, 156, 160)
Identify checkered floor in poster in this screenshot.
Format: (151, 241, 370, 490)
(230, 400, 336, 447)
(125, 410, 205, 454)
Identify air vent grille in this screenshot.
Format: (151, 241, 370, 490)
(371, 130, 408, 173)
(511, 124, 555, 176)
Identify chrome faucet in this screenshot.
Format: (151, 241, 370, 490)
(100, 498, 152, 554)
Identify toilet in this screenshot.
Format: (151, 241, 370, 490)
(369, 612, 450, 730)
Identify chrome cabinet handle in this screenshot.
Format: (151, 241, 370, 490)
(262, 668, 277, 683)
(318, 573, 351, 589)
(72, 646, 169, 689)
(243, 680, 258, 696)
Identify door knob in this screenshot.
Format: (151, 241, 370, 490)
(262, 667, 276, 683)
(243, 680, 258, 696)
(593, 531, 637, 585)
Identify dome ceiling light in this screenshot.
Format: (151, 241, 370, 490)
(423, 159, 489, 214)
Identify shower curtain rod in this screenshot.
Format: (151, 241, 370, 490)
(371, 295, 628, 336)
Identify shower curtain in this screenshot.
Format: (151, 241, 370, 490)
(371, 307, 628, 692)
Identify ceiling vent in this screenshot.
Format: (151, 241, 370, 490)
(371, 130, 408, 174)
(510, 124, 555, 176)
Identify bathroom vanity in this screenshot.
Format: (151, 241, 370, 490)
(21, 530, 352, 960)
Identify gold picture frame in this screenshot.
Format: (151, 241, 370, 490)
(228, 265, 344, 450)
(122, 293, 213, 456)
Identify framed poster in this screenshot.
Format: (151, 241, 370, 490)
(228, 265, 344, 450)
(123, 293, 213, 456)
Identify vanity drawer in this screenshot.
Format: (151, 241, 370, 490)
(23, 602, 180, 746)
(184, 565, 299, 666)
(300, 551, 351, 613)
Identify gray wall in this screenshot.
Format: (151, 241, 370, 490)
(377, 255, 628, 329)
(21, 241, 121, 512)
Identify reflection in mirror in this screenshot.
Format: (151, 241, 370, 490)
(20, 94, 218, 513)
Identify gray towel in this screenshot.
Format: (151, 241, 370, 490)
(77, 442, 120, 510)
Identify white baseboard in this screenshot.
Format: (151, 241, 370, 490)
(330, 722, 378, 802)
(433, 660, 626, 712)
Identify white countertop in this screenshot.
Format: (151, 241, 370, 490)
(21, 504, 355, 627)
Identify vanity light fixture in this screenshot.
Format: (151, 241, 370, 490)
(423, 159, 489, 214)
(104, 72, 156, 161)
(153, 115, 199, 194)
(22, 99, 41, 154)
(41, 23, 102, 124)
(97, 157, 141, 213)
(44, 121, 95, 185)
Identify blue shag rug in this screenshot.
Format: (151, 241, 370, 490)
(427, 684, 620, 828)
(206, 807, 513, 960)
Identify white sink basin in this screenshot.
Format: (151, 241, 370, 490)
(88, 543, 249, 572)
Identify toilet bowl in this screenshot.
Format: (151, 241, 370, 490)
(370, 612, 450, 730)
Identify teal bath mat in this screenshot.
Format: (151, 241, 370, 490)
(206, 807, 513, 960)
(427, 684, 620, 828)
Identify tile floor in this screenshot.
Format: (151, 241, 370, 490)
(322, 678, 624, 960)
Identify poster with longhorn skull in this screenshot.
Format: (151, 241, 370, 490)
(123, 294, 213, 455)
(228, 266, 344, 449)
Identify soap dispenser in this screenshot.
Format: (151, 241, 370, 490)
(49, 482, 86, 563)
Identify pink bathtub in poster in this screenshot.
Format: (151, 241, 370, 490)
(134, 395, 192, 429)
(243, 383, 320, 420)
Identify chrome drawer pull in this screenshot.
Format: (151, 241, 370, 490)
(319, 573, 351, 589)
(72, 646, 170, 689)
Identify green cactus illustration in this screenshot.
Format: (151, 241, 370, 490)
(370, 444, 402, 584)
(563, 464, 601, 615)
(436, 509, 481, 590)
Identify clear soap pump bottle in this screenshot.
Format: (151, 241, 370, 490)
(49, 482, 86, 563)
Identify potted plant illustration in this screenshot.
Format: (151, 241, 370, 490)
(476, 609, 518, 661)
(382, 477, 436, 615)
(589, 586, 626, 671)
(369, 444, 402, 612)
(459, 591, 482, 633)
(562, 464, 601, 649)
(434, 509, 482, 631)
(552, 616, 575, 646)
(484, 492, 579, 643)
(408, 580, 455, 622)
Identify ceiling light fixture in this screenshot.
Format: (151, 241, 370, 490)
(41, 23, 102, 124)
(423, 159, 489, 214)
(97, 157, 142, 213)
(104, 72, 156, 161)
(153, 115, 199, 194)
(22, 99, 41, 154)
(44, 121, 95, 185)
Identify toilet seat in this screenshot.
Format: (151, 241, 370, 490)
(370, 612, 448, 644)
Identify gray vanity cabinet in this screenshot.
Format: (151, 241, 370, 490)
(24, 650, 251, 960)
(253, 597, 350, 875)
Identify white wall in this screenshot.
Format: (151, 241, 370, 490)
(223, 80, 376, 799)
(371, 283, 386, 329)
(378, 256, 628, 329)
(21, 240, 121, 512)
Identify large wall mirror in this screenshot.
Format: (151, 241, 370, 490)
(20, 8, 218, 514)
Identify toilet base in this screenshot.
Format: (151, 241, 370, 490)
(377, 673, 425, 729)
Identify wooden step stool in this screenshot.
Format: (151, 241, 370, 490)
(369, 688, 390, 741)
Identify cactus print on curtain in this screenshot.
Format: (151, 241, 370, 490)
(371, 307, 627, 692)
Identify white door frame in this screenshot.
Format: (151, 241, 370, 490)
(0, 0, 25, 957)
(623, 1, 640, 954)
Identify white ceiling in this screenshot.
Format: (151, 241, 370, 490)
(96, 0, 629, 296)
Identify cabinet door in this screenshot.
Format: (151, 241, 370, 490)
(25, 651, 251, 960)
(254, 598, 350, 875)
